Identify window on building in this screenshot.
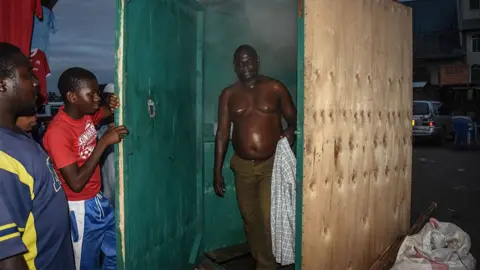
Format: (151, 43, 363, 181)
(472, 35, 480, 52)
(471, 64, 480, 83)
(471, 0, 480, 9)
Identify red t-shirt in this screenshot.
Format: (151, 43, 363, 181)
(30, 49, 51, 105)
(43, 106, 105, 201)
(0, 0, 43, 56)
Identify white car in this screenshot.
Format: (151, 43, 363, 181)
(412, 100, 453, 145)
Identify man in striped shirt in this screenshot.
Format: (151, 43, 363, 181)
(0, 42, 74, 270)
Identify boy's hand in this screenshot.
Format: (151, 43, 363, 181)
(107, 94, 120, 113)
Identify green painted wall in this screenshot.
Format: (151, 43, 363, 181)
(120, 1, 203, 269)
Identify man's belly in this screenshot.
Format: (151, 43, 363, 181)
(231, 119, 282, 160)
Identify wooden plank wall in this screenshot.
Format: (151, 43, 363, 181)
(302, 0, 412, 269)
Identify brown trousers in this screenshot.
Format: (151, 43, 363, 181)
(230, 154, 277, 270)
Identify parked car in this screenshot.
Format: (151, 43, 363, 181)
(412, 100, 453, 145)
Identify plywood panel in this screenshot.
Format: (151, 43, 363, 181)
(302, 0, 412, 269)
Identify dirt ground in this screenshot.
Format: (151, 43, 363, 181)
(411, 144, 480, 262)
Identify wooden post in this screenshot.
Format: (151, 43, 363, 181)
(302, 0, 412, 268)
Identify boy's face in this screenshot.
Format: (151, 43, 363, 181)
(70, 78, 101, 115)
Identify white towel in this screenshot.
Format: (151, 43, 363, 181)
(271, 137, 296, 265)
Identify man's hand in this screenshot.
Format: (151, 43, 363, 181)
(213, 173, 226, 198)
(281, 128, 295, 145)
(107, 94, 120, 114)
(99, 125, 129, 146)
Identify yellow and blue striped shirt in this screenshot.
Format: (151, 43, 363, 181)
(0, 128, 74, 269)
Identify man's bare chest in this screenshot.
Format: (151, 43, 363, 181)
(228, 90, 279, 118)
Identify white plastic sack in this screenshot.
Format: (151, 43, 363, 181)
(391, 218, 476, 270)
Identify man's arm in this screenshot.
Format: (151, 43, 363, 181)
(43, 127, 107, 193)
(275, 81, 297, 142)
(0, 255, 28, 270)
(214, 89, 231, 177)
(58, 142, 108, 193)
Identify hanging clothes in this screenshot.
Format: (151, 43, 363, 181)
(30, 48, 51, 106)
(0, 0, 43, 56)
(31, 6, 57, 56)
(270, 137, 296, 266)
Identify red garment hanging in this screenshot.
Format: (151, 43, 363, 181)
(30, 48, 50, 106)
(0, 0, 43, 57)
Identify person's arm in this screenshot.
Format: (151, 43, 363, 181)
(275, 81, 297, 144)
(43, 127, 107, 193)
(58, 143, 108, 193)
(0, 177, 28, 270)
(0, 255, 28, 270)
(214, 89, 231, 177)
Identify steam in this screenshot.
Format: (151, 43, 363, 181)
(198, 0, 298, 88)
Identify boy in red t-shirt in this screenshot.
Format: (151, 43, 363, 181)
(43, 67, 128, 270)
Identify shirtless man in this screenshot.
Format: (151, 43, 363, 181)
(214, 45, 297, 270)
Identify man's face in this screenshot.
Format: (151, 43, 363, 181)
(234, 52, 259, 83)
(16, 115, 38, 132)
(71, 79, 101, 115)
(12, 60, 39, 117)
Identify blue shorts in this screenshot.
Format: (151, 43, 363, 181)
(68, 193, 116, 270)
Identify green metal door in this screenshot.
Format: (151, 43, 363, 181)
(295, 1, 304, 269)
(115, 0, 204, 269)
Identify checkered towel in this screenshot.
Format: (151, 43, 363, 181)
(271, 137, 296, 265)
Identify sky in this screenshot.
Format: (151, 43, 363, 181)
(46, 0, 115, 93)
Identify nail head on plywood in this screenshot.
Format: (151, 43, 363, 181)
(322, 226, 330, 237)
(362, 215, 368, 225)
(336, 176, 343, 189)
(349, 134, 354, 151)
(351, 171, 357, 185)
(308, 180, 316, 191)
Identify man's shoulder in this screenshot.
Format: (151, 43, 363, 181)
(0, 130, 40, 188)
(43, 118, 73, 146)
(220, 83, 241, 100)
(259, 76, 284, 88)
(0, 129, 36, 154)
(222, 82, 240, 93)
(46, 114, 73, 133)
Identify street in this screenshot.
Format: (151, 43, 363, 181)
(412, 144, 480, 261)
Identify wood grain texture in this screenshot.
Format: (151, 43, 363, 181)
(302, 0, 412, 269)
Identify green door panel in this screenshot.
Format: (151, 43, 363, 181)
(295, 1, 305, 269)
(118, 0, 203, 268)
(202, 143, 245, 251)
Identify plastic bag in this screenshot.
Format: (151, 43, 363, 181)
(391, 218, 476, 270)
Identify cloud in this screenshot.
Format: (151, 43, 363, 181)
(46, 0, 116, 93)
